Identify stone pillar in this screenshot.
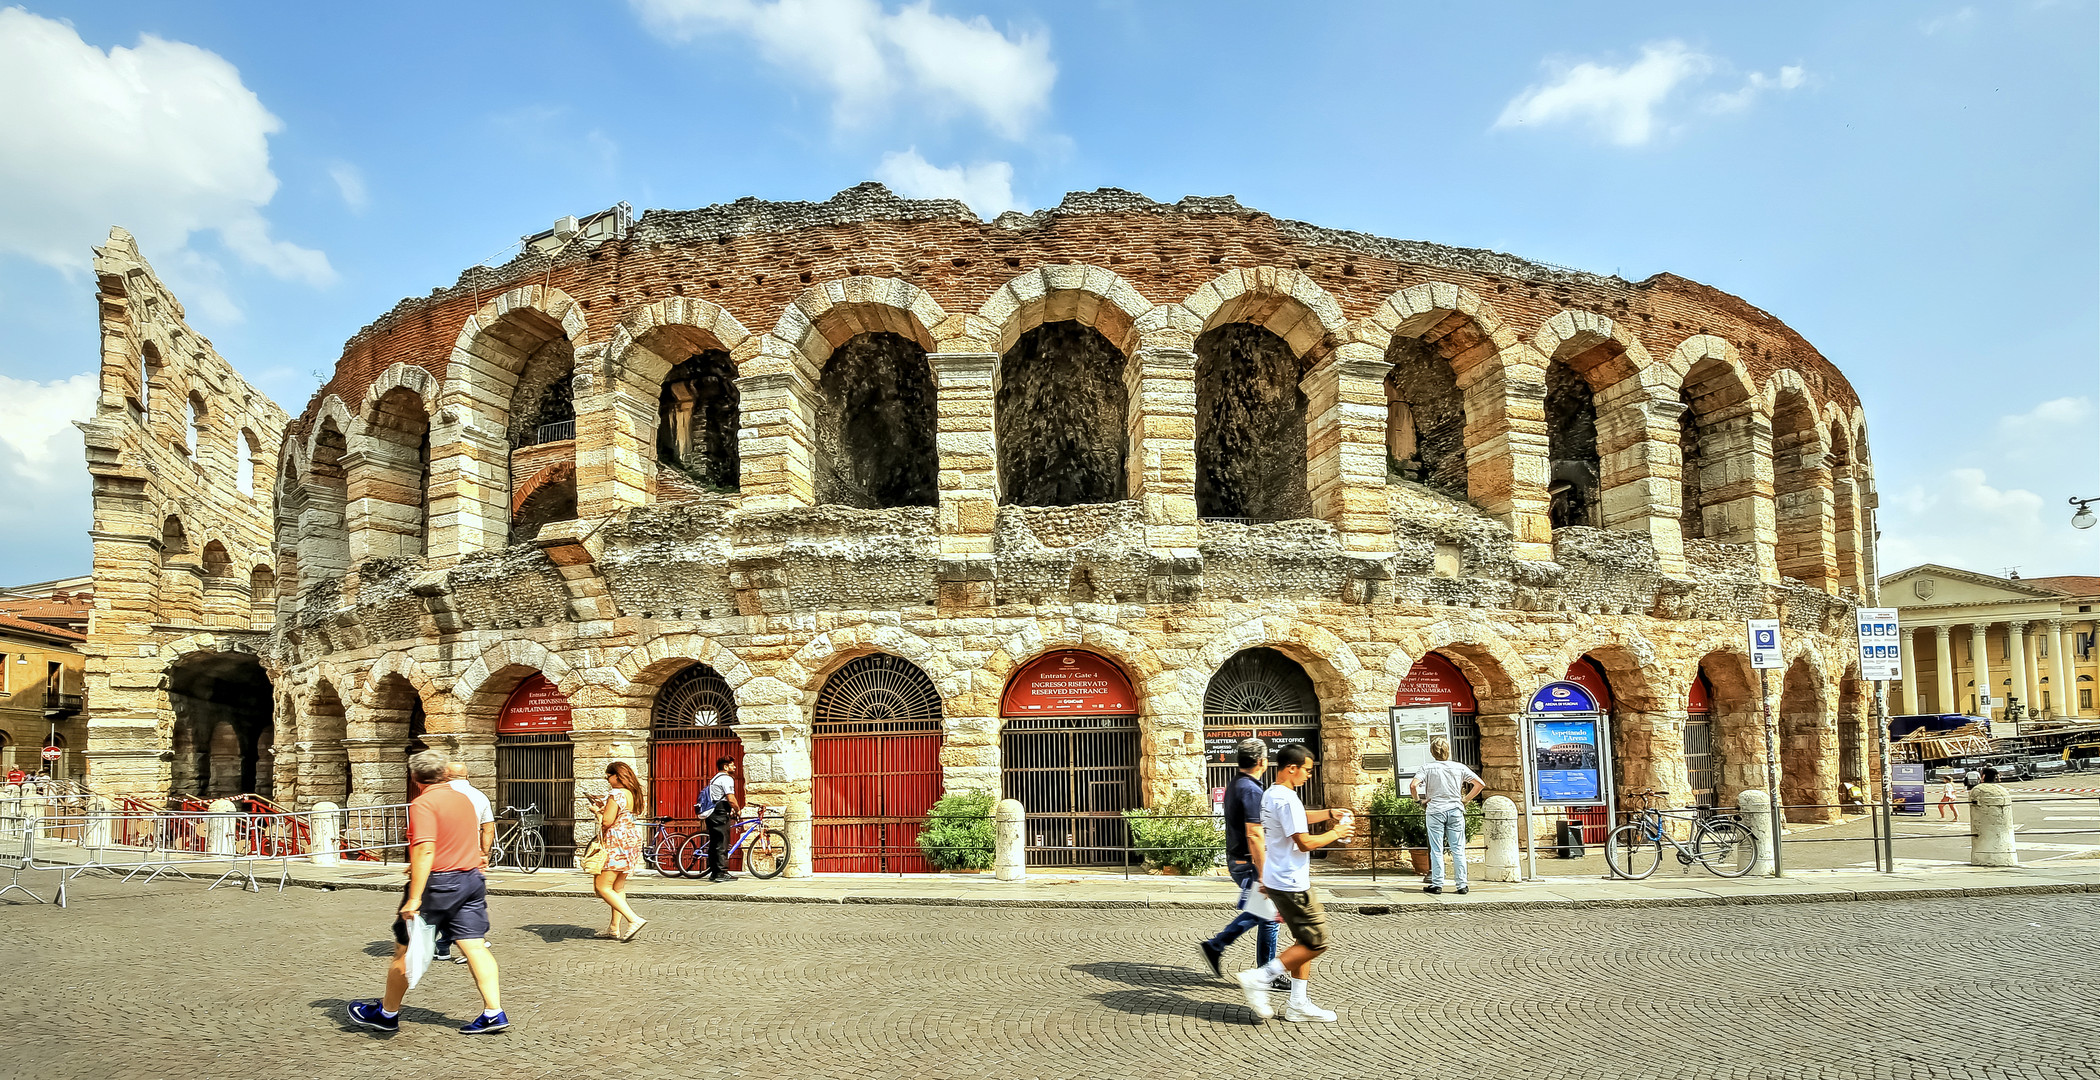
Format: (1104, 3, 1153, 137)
(1899, 626, 1920, 715)
(1594, 387, 1689, 575)
(570, 728, 648, 833)
(1970, 623, 1993, 717)
(206, 798, 238, 856)
(84, 795, 112, 850)
(1459, 360, 1552, 562)
(344, 437, 428, 563)
(575, 381, 657, 519)
(2052, 620, 2075, 717)
(1300, 346, 1398, 554)
(734, 722, 806, 825)
(425, 420, 511, 562)
(783, 802, 813, 878)
(343, 737, 406, 807)
(2007, 621, 2030, 716)
(734, 360, 817, 513)
(994, 797, 1026, 881)
(1737, 787, 1777, 877)
(1479, 795, 1520, 883)
(940, 713, 1001, 798)
(437, 733, 499, 796)
(1970, 784, 2015, 867)
(1933, 626, 1955, 715)
(1127, 346, 1199, 550)
(310, 801, 340, 866)
(295, 743, 350, 811)
(927, 352, 999, 552)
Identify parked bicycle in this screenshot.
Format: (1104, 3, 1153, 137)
(643, 819, 706, 879)
(675, 805, 789, 880)
(489, 804, 545, 873)
(1605, 789, 1757, 879)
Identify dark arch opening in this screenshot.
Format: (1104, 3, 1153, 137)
(1203, 647, 1324, 808)
(814, 332, 938, 509)
(1195, 324, 1311, 522)
(656, 349, 741, 493)
(996, 321, 1129, 507)
(168, 652, 274, 800)
(1546, 361, 1600, 529)
(1384, 337, 1468, 501)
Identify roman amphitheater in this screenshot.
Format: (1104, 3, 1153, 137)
(77, 185, 1879, 869)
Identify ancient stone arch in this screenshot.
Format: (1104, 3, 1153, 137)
(1182, 267, 1347, 361)
(587, 297, 756, 513)
(973, 264, 1153, 358)
(769, 276, 946, 370)
(776, 281, 946, 511)
(1666, 334, 1772, 558)
(610, 631, 758, 695)
(448, 638, 580, 709)
(1768, 369, 1835, 591)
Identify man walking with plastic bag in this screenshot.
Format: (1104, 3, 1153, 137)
(347, 750, 509, 1034)
(1197, 738, 1282, 989)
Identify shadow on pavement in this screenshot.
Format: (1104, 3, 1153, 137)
(1070, 961, 1264, 1025)
(515, 922, 601, 942)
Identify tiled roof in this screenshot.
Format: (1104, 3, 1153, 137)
(2023, 576, 2100, 599)
(0, 611, 86, 644)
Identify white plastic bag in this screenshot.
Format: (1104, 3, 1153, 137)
(403, 914, 438, 989)
(1243, 883, 1280, 923)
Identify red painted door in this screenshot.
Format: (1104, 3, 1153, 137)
(813, 732, 942, 873)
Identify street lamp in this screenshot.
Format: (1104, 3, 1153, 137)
(2074, 496, 2098, 530)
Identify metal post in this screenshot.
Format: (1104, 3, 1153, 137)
(1520, 715, 1537, 882)
(1759, 667, 1785, 877)
(1873, 679, 1895, 872)
(1598, 714, 1617, 879)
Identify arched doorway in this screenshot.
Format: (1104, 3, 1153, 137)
(1780, 658, 1836, 822)
(1397, 653, 1481, 773)
(1686, 671, 1716, 806)
(650, 662, 742, 826)
(496, 674, 576, 866)
(166, 651, 274, 802)
(1001, 650, 1141, 866)
(1203, 648, 1324, 809)
(813, 654, 945, 872)
(1564, 655, 1615, 841)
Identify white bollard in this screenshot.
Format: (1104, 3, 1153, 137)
(995, 798, 1026, 882)
(1480, 796, 1521, 882)
(1737, 788, 1778, 877)
(0, 785, 15, 840)
(783, 803, 813, 879)
(1971, 784, 2017, 867)
(20, 792, 44, 843)
(311, 802, 341, 866)
(84, 796, 111, 850)
(206, 798, 238, 856)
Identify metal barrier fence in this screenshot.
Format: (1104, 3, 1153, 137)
(811, 812, 992, 875)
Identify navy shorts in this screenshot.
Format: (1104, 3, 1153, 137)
(392, 869, 490, 946)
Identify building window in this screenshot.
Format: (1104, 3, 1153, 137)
(2082, 689, 2093, 711)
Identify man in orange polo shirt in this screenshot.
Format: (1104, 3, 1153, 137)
(347, 750, 508, 1034)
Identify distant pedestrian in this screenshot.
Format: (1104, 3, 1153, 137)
(1979, 766, 2000, 785)
(1963, 768, 1982, 791)
(585, 761, 649, 941)
(1938, 777, 1960, 821)
(1408, 736, 1484, 895)
(347, 749, 508, 1035)
(701, 757, 741, 883)
(1233, 745, 1355, 1023)
(1197, 738, 1281, 989)
(433, 763, 496, 965)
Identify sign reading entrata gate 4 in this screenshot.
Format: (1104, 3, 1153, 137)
(499, 674, 574, 734)
(1000, 651, 1139, 715)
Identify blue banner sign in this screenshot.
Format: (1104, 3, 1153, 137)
(1527, 680, 1598, 714)
(1532, 718, 1604, 804)
(1892, 763, 1926, 816)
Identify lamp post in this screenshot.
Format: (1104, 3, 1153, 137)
(2074, 497, 2098, 530)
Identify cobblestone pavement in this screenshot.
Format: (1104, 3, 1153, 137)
(3, 877, 2096, 1080)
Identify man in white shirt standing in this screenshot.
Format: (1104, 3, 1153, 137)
(1233, 744, 1354, 1023)
(435, 762, 497, 963)
(1409, 735, 1484, 895)
(702, 757, 742, 883)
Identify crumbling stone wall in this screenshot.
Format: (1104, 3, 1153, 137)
(814, 332, 937, 509)
(1545, 361, 1600, 530)
(996, 322, 1127, 506)
(657, 350, 739, 491)
(1195, 324, 1312, 523)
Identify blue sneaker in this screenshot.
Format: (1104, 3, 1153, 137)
(346, 1000, 398, 1032)
(459, 1010, 510, 1034)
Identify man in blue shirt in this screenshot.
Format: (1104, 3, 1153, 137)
(1197, 738, 1283, 988)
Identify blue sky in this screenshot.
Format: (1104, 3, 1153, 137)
(0, 1, 2093, 585)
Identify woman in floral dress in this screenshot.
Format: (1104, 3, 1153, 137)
(589, 761, 649, 940)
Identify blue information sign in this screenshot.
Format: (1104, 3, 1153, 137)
(1526, 680, 1598, 714)
(1532, 718, 1604, 803)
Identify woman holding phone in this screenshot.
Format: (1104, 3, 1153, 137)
(587, 761, 649, 941)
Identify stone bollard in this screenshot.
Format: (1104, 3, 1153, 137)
(1480, 796, 1521, 882)
(311, 802, 341, 866)
(1971, 784, 2016, 867)
(84, 795, 111, 851)
(206, 798, 238, 856)
(994, 798, 1026, 882)
(1738, 789, 1777, 877)
(20, 791, 44, 844)
(0, 785, 15, 840)
(783, 803, 813, 879)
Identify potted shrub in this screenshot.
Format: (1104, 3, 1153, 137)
(917, 789, 996, 871)
(1370, 787, 1486, 875)
(1122, 790, 1226, 875)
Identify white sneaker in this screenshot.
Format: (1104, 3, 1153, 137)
(1283, 1001, 1337, 1023)
(1233, 969, 1274, 1020)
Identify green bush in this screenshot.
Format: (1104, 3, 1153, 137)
(917, 789, 996, 870)
(1122, 789, 1227, 874)
(1370, 786, 1484, 850)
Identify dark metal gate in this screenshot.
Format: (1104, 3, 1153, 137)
(813, 654, 944, 872)
(1203, 647, 1325, 810)
(649, 663, 742, 825)
(495, 732, 574, 866)
(1002, 715, 1141, 866)
(1686, 715, 1715, 807)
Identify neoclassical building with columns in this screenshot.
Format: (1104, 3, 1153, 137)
(78, 185, 1880, 868)
(1882, 565, 2099, 723)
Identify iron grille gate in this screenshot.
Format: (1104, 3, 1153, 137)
(650, 663, 741, 827)
(496, 732, 575, 866)
(1002, 715, 1141, 866)
(813, 654, 945, 873)
(1685, 715, 1716, 807)
(1201, 713, 1327, 811)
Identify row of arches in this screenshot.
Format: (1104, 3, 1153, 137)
(130, 340, 274, 500)
(271, 268, 1873, 609)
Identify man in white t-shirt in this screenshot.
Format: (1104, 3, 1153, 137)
(1409, 736, 1484, 895)
(702, 757, 742, 882)
(434, 763, 497, 963)
(1233, 744, 1354, 1023)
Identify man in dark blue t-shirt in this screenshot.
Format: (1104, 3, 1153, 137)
(1198, 738, 1282, 987)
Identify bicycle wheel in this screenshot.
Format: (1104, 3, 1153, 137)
(488, 839, 507, 869)
(1604, 823, 1662, 880)
(652, 829, 683, 878)
(517, 830, 545, 873)
(1691, 818, 1758, 878)
(745, 828, 789, 879)
(676, 832, 712, 878)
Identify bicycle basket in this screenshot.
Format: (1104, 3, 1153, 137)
(516, 808, 544, 830)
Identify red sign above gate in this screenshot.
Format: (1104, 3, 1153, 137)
(499, 674, 574, 735)
(1688, 672, 1713, 714)
(1000, 651, 1138, 716)
(1565, 657, 1614, 713)
(1395, 652, 1478, 713)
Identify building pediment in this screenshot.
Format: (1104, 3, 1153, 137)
(1880, 563, 2062, 607)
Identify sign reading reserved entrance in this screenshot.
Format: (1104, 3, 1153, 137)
(499, 674, 574, 734)
(1000, 651, 1138, 716)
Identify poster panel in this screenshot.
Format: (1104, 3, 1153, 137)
(1531, 717, 1605, 805)
(1000, 650, 1139, 716)
(1387, 705, 1452, 783)
(1856, 607, 1901, 681)
(1202, 727, 1316, 766)
(1892, 763, 1926, 816)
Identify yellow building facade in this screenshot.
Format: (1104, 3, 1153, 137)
(0, 613, 88, 780)
(1882, 565, 2100, 723)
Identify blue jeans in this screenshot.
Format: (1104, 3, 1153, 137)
(1426, 806, 1467, 888)
(1203, 863, 1276, 966)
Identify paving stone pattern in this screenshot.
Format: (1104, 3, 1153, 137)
(3, 879, 2095, 1080)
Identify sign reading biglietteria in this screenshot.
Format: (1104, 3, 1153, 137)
(1856, 607, 1901, 680)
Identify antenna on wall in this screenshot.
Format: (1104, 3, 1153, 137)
(2000, 566, 2021, 580)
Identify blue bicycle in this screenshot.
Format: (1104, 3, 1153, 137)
(1604, 789, 1757, 879)
(673, 805, 789, 879)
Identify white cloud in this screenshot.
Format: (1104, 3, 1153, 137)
(0, 8, 332, 299)
(0, 373, 95, 484)
(1495, 41, 1806, 146)
(630, 0, 1055, 138)
(328, 162, 368, 212)
(1921, 7, 1977, 35)
(874, 149, 1023, 216)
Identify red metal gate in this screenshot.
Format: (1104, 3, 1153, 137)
(649, 662, 742, 826)
(811, 654, 944, 873)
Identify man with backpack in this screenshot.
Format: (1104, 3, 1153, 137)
(1197, 738, 1284, 990)
(699, 756, 741, 883)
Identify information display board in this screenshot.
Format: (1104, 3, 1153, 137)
(1530, 717, 1605, 804)
(1748, 619, 1784, 670)
(1891, 763, 1927, 816)
(1856, 608, 1901, 680)
(498, 674, 574, 735)
(1387, 705, 1452, 783)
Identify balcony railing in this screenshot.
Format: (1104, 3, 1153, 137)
(44, 691, 83, 713)
(524, 420, 575, 446)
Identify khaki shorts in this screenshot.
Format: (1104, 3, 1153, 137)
(1267, 888, 1329, 951)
